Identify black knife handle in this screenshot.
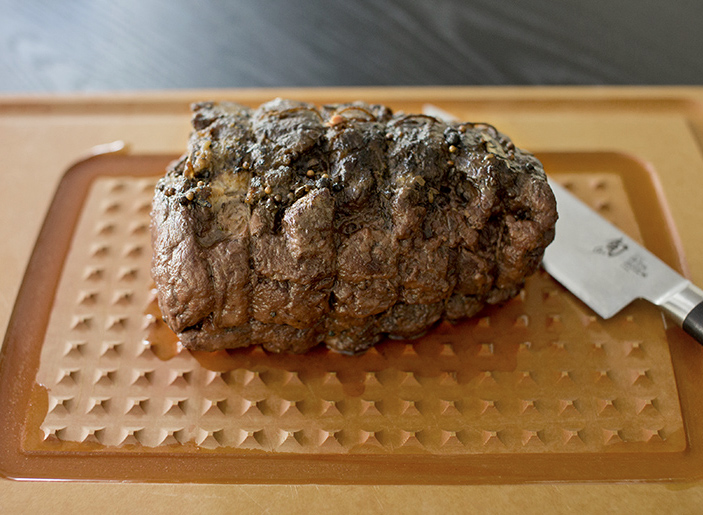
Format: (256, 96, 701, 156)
(683, 302, 703, 345)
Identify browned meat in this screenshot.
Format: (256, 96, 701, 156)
(151, 99, 557, 354)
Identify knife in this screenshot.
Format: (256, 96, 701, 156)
(542, 178, 703, 344)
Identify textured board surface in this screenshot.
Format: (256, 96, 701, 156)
(35, 171, 684, 454)
(0, 147, 678, 486)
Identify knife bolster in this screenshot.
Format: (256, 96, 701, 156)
(658, 282, 703, 345)
(658, 282, 703, 326)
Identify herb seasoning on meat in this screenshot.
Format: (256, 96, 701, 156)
(151, 99, 557, 354)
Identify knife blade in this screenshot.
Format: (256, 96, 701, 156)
(542, 178, 703, 344)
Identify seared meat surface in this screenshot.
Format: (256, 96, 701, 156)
(151, 99, 557, 354)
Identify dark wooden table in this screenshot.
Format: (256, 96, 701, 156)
(1, 0, 701, 92)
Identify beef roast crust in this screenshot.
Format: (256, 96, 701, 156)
(151, 99, 557, 354)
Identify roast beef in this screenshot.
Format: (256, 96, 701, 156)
(151, 99, 557, 354)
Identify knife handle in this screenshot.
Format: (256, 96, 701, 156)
(683, 303, 703, 344)
(659, 283, 703, 345)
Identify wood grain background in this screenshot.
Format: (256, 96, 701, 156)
(1, 0, 702, 92)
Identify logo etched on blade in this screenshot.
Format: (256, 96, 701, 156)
(622, 254, 648, 278)
(593, 237, 628, 257)
(592, 238, 648, 278)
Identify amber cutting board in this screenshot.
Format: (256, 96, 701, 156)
(3, 87, 703, 511)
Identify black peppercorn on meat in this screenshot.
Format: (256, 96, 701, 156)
(151, 99, 557, 354)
